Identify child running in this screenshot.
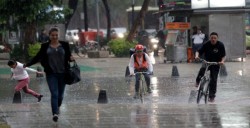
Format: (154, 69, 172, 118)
(8, 60, 43, 102)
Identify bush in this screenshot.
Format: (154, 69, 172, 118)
(108, 38, 136, 57)
(28, 43, 41, 59)
(246, 35, 250, 50)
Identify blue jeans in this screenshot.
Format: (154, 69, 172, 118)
(46, 73, 66, 115)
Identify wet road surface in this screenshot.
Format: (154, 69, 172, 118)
(0, 55, 250, 127)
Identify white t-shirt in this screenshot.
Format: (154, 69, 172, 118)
(11, 62, 37, 80)
(192, 33, 205, 44)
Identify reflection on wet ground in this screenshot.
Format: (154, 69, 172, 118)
(1, 56, 250, 127)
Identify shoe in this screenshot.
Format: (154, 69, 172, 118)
(37, 95, 43, 102)
(133, 92, 139, 99)
(147, 88, 152, 93)
(208, 98, 215, 103)
(53, 114, 58, 122)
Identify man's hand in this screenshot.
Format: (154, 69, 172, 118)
(195, 56, 200, 60)
(37, 71, 44, 75)
(129, 73, 135, 76)
(218, 61, 224, 65)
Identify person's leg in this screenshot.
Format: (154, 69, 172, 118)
(14, 78, 30, 92)
(22, 77, 40, 98)
(57, 73, 66, 110)
(196, 64, 206, 86)
(143, 73, 151, 93)
(46, 74, 59, 115)
(208, 66, 220, 100)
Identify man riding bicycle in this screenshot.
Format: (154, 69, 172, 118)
(129, 44, 153, 99)
(195, 32, 226, 103)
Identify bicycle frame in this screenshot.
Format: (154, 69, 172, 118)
(134, 72, 148, 103)
(197, 59, 218, 104)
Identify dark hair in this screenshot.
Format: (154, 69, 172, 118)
(7, 60, 16, 66)
(210, 32, 218, 37)
(49, 28, 59, 35)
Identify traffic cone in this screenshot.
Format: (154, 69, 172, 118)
(97, 89, 108, 104)
(171, 65, 179, 77)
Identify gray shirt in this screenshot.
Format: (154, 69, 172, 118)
(47, 45, 65, 73)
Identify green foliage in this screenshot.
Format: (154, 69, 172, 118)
(108, 38, 136, 57)
(28, 43, 41, 58)
(9, 45, 24, 61)
(0, 0, 72, 27)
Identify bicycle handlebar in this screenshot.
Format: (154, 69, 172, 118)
(198, 58, 219, 65)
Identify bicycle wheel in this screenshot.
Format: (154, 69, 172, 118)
(204, 81, 210, 104)
(197, 77, 206, 104)
(139, 79, 144, 103)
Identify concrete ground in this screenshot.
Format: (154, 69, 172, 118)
(0, 54, 250, 127)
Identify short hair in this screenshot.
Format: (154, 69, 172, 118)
(49, 28, 59, 35)
(7, 60, 16, 66)
(210, 32, 218, 37)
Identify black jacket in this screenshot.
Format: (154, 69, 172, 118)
(26, 41, 72, 74)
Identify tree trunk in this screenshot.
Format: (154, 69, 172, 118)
(126, 0, 151, 42)
(65, 0, 78, 30)
(102, 0, 111, 42)
(84, 0, 88, 31)
(22, 22, 36, 61)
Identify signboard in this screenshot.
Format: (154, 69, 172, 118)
(191, 0, 208, 9)
(164, 0, 191, 9)
(210, 0, 245, 8)
(165, 22, 190, 30)
(191, 0, 246, 9)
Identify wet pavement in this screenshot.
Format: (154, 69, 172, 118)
(0, 54, 250, 127)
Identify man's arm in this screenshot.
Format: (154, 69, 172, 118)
(145, 54, 153, 73)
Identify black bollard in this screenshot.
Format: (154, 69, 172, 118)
(36, 66, 44, 77)
(220, 64, 228, 77)
(13, 91, 22, 104)
(171, 65, 179, 77)
(97, 89, 108, 104)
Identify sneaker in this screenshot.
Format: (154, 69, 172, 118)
(208, 98, 215, 103)
(133, 92, 139, 99)
(53, 114, 58, 122)
(147, 88, 152, 93)
(37, 95, 43, 102)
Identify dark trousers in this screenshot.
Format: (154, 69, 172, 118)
(135, 73, 150, 92)
(196, 65, 220, 98)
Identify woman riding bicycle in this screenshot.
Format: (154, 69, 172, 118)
(195, 32, 226, 103)
(129, 44, 153, 99)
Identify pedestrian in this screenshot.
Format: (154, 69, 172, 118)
(7, 60, 43, 102)
(24, 27, 74, 122)
(38, 29, 49, 43)
(192, 28, 205, 60)
(195, 32, 226, 103)
(129, 44, 153, 99)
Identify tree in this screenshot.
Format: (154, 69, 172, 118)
(126, 0, 151, 42)
(102, 0, 111, 41)
(0, 0, 71, 60)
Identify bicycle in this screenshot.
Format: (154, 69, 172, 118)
(132, 72, 150, 103)
(196, 59, 218, 104)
